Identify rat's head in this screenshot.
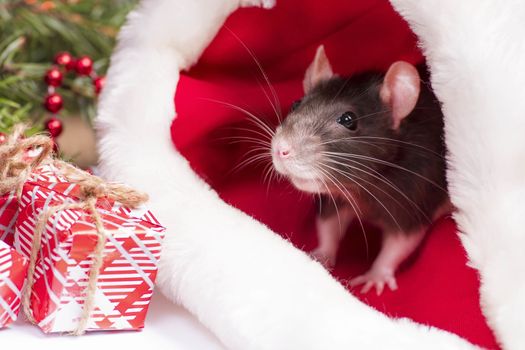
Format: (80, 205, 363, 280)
(272, 45, 421, 194)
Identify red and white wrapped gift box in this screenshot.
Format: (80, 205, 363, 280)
(13, 167, 165, 333)
(0, 239, 28, 328)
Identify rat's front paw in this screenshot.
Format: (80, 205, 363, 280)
(239, 0, 276, 9)
(310, 247, 336, 269)
(349, 268, 398, 295)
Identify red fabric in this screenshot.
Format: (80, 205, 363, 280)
(172, 1, 499, 348)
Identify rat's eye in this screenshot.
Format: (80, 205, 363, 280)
(337, 111, 358, 131)
(290, 99, 302, 112)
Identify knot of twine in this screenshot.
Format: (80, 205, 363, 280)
(0, 125, 53, 197)
(0, 125, 148, 335)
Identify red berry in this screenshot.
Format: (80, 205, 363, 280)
(44, 117, 63, 138)
(93, 76, 105, 94)
(66, 58, 76, 71)
(44, 93, 63, 113)
(0, 132, 6, 144)
(75, 56, 93, 76)
(44, 67, 63, 87)
(54, 52, 74, 70)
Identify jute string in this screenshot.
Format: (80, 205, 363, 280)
(0, 125, 148, 335)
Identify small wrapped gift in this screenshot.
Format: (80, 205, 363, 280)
(0, 125, 165, 335)
(14, 165, 165, 334)
(0, 240, 28, 328)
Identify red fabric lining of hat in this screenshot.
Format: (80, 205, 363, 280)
(171, 1, 498, 348)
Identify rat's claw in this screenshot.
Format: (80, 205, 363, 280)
(386, 276, 398, 291)
(240, 0, 276, 9)
(349, 275, 366, 287)
(375, 281, 385, 295)
(360, 281, 374, 294)
(349, 268, 398, 295)
(310, 247, 336, 269)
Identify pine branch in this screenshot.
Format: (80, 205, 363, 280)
(0, 0, 137, 132)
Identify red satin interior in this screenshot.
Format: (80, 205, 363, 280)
(171, 1, 498, 348)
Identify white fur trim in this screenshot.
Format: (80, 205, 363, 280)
(96, 0, 477, 349)
(390, 1, 525, 348)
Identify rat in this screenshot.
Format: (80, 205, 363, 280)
(271, 45, 449, 295)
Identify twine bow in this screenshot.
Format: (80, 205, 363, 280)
(0, 125, 148, 335)
(0, 125, 53, 197)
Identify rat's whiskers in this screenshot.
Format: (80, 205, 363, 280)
(348, 136, 444, 159)
(202, 98, 275, 139)
(317, 166, 369, 256)
(323, 151, 446, 192)
(226, 27, 283, 124)
(230, 148, 272, 175)
(319, 138, 387, 152)
(322, 153, 431, 224)
(222, 136, 271, 149)
(322, 163, 403, 232)
(229, 126, 274, 142)
(324, 136, 444, 159)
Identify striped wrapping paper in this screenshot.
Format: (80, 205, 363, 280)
(0, 164, 67, 245)
(0, 239, 28, 328)
(13, 165, 166, 333)
(0, 191, 19, 246)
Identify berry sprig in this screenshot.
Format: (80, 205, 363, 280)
(42, 52, 106, 149)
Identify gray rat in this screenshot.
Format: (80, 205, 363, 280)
(271, 45, 449, 295)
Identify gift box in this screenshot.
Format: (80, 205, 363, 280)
(13, 165, 165, 333)
(0, 239, 28, 328)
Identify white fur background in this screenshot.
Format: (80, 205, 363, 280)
(96, 0, 523, 349)
(390, 1, 525, 349)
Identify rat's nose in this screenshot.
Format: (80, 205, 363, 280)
(275, 140, 293, 159)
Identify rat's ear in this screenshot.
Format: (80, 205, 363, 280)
(380, 61, 421, 130)
(303, 45, 334, 93)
